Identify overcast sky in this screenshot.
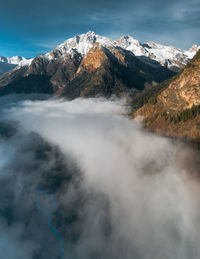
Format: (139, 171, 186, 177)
(0, 0, 199, 57)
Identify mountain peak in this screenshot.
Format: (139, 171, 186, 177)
(189, 44, 200, 52)
(45, 32, 199, 71)
(47, 31, 117, 59)
(118, 35, 140, 45)
(2, 31, 198, 76)
(117, 35, 144, 56)
(0, 55, 33, 75)
(85, 30, 96, 36)
(0, 55, 23, 64)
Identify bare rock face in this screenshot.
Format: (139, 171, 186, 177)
(134, 50, 200, 147)
(0, 31, 198, 98)
(0, 37, 176, 98)
(61, 42, 178, 99)
(76, 43, 108, 73)
(0, 65, 28, 87)
(146, 50, 200, 114)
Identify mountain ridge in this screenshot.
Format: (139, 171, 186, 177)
(1, 31, 199, 74)
(0, 31, 199, 99)
(0, 55, 32, 75)
(44, 31, 199, 72)
(134, 50, 200, 147)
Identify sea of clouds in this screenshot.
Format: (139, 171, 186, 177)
(0, 95, 200, 259)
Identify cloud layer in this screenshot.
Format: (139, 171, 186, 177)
(0, 95, 200, 258)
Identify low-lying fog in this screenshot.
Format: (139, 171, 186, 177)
(0, 95, 200, 259)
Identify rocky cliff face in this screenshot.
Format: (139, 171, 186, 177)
(0, 31, 199, 98)
(60, 43, 177, 98)
(134, 50, 200, 147)
(0, 39, 176, 98)
(46, 31, 199, 72)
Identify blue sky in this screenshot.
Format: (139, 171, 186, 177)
(0, 0, 200, 57)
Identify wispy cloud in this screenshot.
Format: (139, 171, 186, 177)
(170, 1, 200, 22)
(0, 0, 200, 56)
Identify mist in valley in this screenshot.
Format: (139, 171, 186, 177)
(0, 95, 200, 259)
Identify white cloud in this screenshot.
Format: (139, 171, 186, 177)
(1, 96, 200, 258)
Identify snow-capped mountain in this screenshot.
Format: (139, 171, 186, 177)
(0, 55, 32, 74)
(118, 36, 146, 56)
(118, 36, 199, 71)
(46, 31, 118, 59)
(0, 31, 199, 98)
(45, 31, 199, 72)
(0, 55, 32, 66)
(1, 31, 199, 75)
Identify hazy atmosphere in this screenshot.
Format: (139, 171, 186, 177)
(0, 0, 200, 258)
(0, 96, 200, 258)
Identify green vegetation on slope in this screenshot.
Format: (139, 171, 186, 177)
(129, 75, 178, 112)
(168, 104, 200, 123)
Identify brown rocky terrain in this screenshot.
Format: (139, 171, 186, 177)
(0, 42, 176, 98)
(134, 50, 200, 147)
